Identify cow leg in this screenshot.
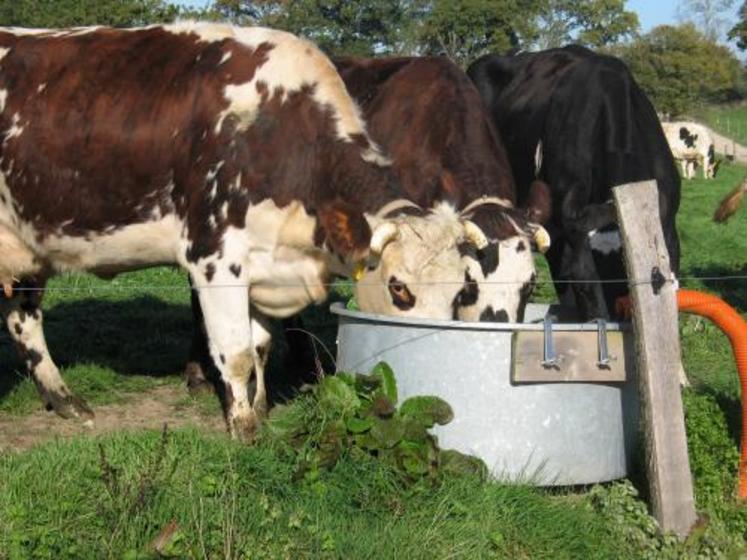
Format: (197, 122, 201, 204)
(1, 279, 93, 419)
(184, 279, 216, 394)
(248, 310, 272, 420)
(563, 235, 610, 320)
(190, 262, 265, 443)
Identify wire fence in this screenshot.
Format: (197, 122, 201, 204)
(4, 274, 747, 292)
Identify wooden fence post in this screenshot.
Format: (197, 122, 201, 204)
(613, 180, 696, 539)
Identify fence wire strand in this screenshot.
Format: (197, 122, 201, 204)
(3, 274, 747, 292)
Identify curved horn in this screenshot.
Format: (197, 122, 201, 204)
(370, 222, 399, 256)
(533, 225, 551, 253)
(463, 220, 489, 250)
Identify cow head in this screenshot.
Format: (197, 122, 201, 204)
(318, 199, 490, 319)
(456, 180, 553, 323)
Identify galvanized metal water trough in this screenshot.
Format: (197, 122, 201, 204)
(332, 302, 640, 486)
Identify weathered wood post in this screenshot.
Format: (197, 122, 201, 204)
(613, 180, 696, 539)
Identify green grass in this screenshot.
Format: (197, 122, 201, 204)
(0, 428, 680, 559)
(3, 162, 747, 557)
(0, 267, 192, 414)
(694, 103, 747, 146)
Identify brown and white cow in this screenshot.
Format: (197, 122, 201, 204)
(334, 56, 552, 322)
(0, 22, 489, 441)
(183, 55, 553, 394)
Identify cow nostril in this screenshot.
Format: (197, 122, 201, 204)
(479, 306, 509, 322)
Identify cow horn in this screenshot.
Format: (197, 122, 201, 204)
(370, 222, 399, 256)
(463, 220, 489, 250)
(532, 225, 551, 253)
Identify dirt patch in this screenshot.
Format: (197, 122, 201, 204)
(0, 385, 227, 452)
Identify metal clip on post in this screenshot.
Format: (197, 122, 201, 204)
(541, 316, 560, 369)
(596, 319, 611, 369)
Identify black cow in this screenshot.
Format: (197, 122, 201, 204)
(468, 45, 681, 320)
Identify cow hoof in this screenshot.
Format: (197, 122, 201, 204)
(228, 412, 259, 444)
(44, 390, 95, 420)
(185, 362, 214, 395)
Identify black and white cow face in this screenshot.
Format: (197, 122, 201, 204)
(355, 203, 490, 319)
(453, 182, 552, 323)
(457, 233, 544, 323)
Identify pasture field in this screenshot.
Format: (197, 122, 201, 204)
(695, 103, 747, 147)
(1, 162, 747, 558)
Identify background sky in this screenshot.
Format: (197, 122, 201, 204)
(175, 0, 742, 44)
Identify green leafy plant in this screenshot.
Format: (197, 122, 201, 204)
(260, 361, 485, 482)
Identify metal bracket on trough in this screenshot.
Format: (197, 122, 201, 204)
(512, 319, 630, 384)
(597, 319, 612, 369)
(541, 316, 561, 369)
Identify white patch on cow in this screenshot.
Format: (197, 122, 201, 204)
(220, 201, 229, 220)
(4, 113, 23, 142)
(171, 22, 380, 156)
(0, 48, 9, 61)
(36, 83, 46, 94)
(219, 50, 232, 65)
(588, 229, 622, 255)
(42, 215, 182, 274)
(0, 27, 54, 36)
(206, 161, 224, 182)
(0, 90, 7, 113)
(356, 201, 476, 320)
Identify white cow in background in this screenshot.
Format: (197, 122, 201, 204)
(662, 121, 720, 180)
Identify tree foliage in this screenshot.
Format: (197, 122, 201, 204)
(0, 0, 179, 27)
(411, 0, 545, 65)
(729, 1, 747, 50)
(534, 0, 639, 49)
(213, 0, 639, 63)
(214, 0, 409, 56)
(614, 23, 744, 116)
(677, 0, 736, 42)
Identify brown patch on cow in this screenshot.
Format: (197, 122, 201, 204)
(334, 56, 517, 217)
(229, 263, 242, 278)
(524, 180, 552, 225)
(0, 29, 273, 241)
(13, 322, 22, 335)
(204, 263, 216, 282)
(516, 241, 527, 252)
(317, 199, 372, 257)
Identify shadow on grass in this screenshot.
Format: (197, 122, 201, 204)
(687, 264, 747, 313)
(0, 295, 194, 401)
(0, 295, 345, 406)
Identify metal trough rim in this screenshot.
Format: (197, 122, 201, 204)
(330, 302, 630, 332)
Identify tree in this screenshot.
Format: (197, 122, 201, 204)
(0, 0, 180, 27)
(677, 0, 736, 41)
(534, 0, 639, 49)
(729, 1, 747, 49)
(213, 0, 409, 56)
(613, 24, 744, 116)
(414, 0, 543, 66)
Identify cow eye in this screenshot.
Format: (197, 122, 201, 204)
(388, 276, 416, 310)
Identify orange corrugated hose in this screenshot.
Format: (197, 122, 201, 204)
(676, 289, 747, 499)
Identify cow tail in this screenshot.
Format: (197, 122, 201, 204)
(714, 179, 747, 223)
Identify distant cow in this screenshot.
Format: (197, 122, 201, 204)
(469, 45, 681, 320)
(662, 121, 720, 180)
(0, 23, 491, 441)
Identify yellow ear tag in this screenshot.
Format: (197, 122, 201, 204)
(353, 261, 366, 282)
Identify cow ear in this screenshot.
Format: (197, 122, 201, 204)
(523, 180, 552, 225)
(317, 200, 372, 257)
